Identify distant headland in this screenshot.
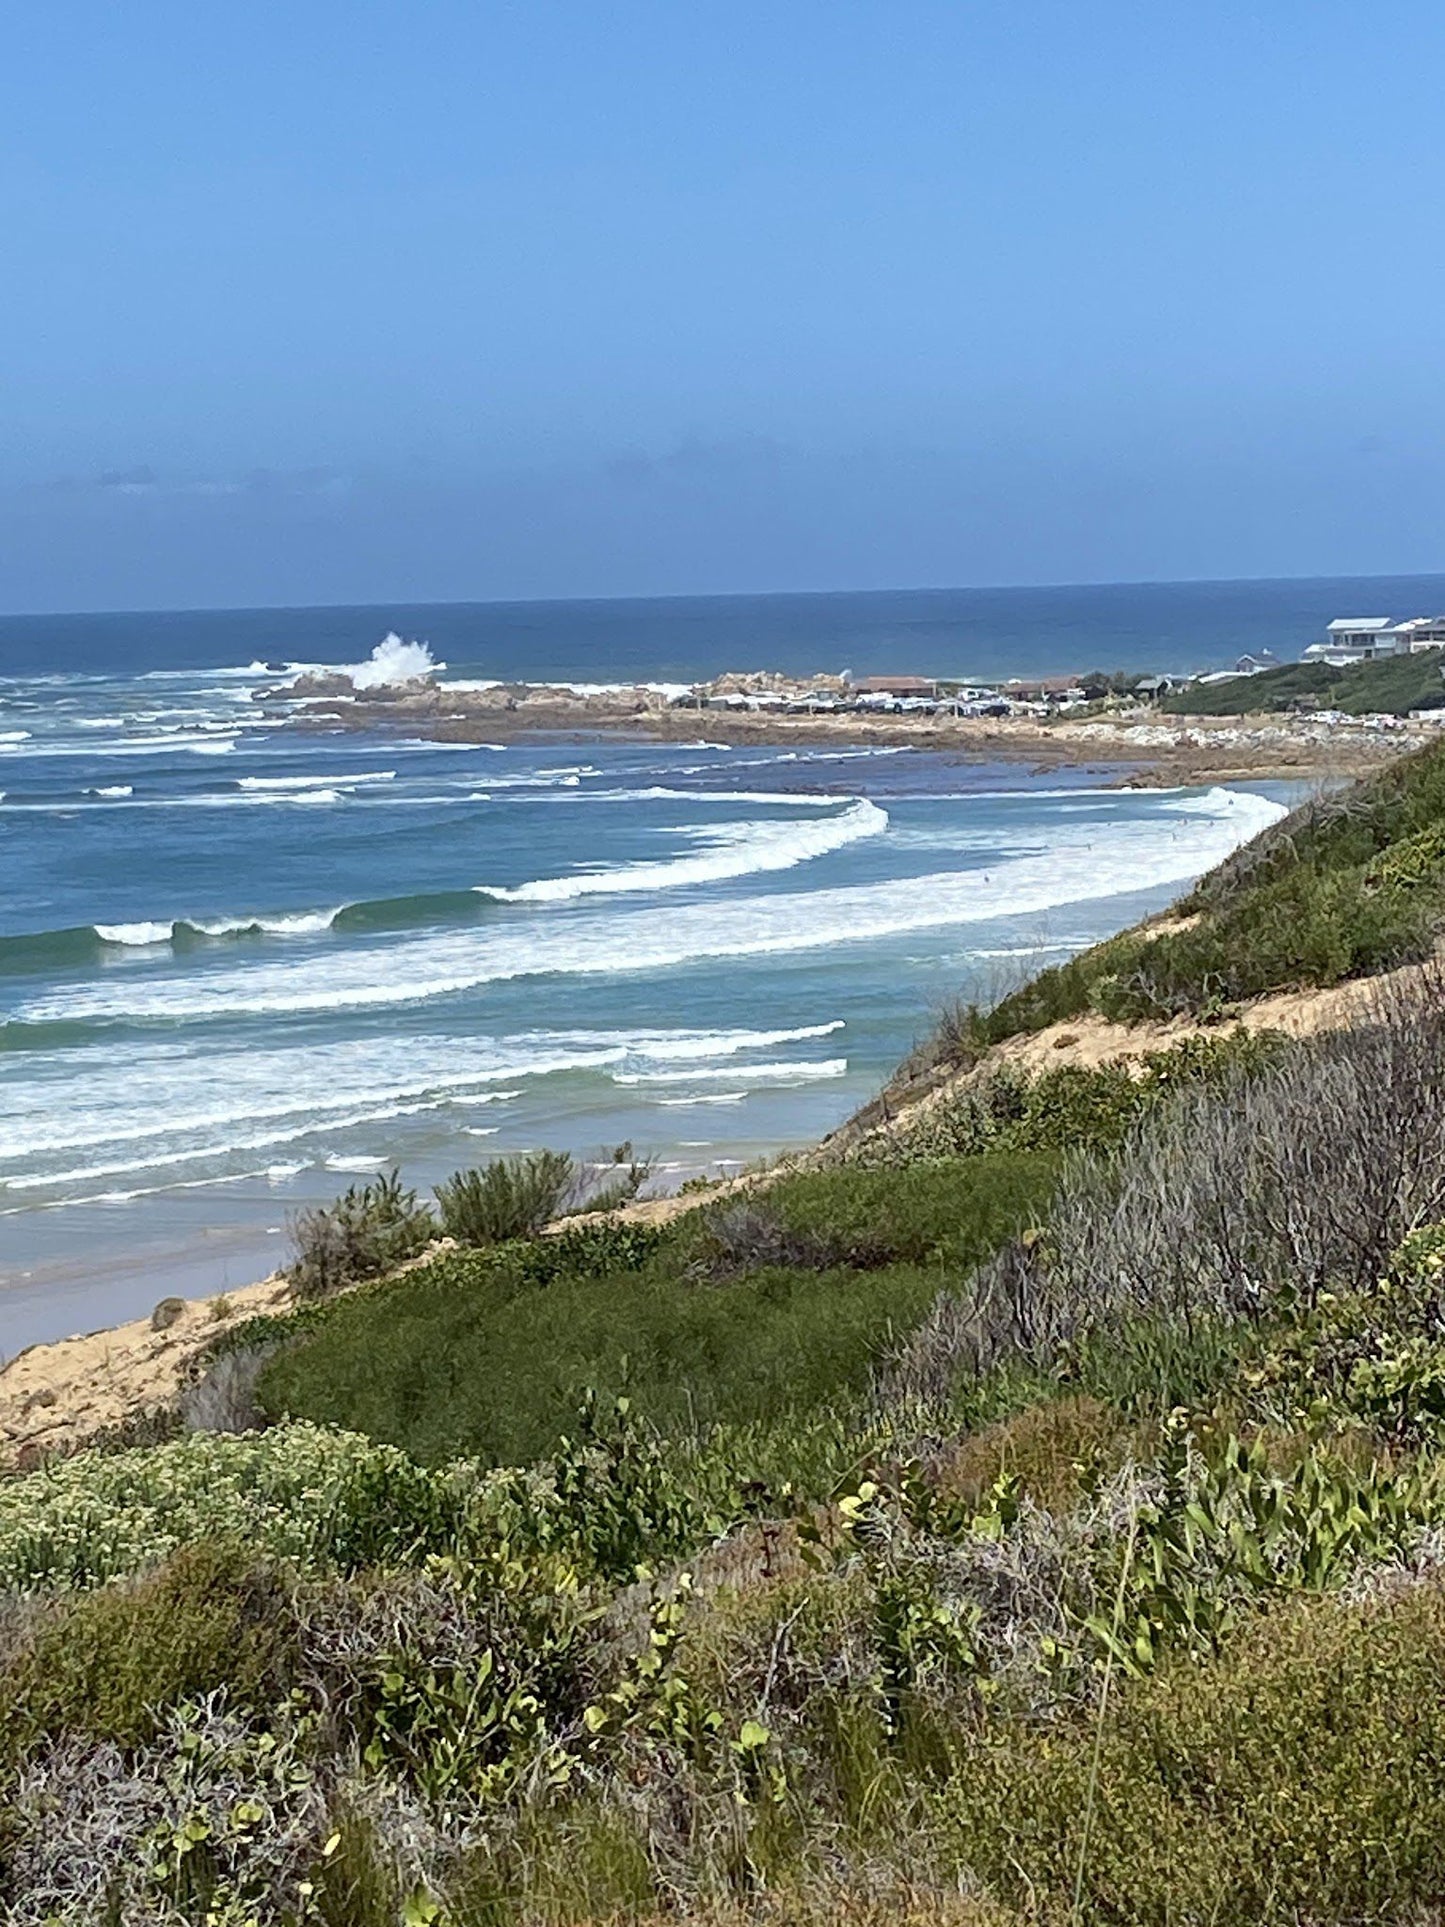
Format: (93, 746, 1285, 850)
(257, 619, 1445, 787)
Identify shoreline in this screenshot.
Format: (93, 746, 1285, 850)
(3, 695, 1416, 1467)
(270, 681, 1426, 786)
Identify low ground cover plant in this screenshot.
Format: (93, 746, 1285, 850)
(255, 1153, 1056, 1466)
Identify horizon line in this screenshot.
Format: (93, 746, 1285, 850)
(5, 564, 1445, 625)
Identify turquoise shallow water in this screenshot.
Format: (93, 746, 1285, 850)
(0, 596, 1304, 1349)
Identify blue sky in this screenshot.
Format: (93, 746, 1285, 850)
(3, 1, 1443, 611)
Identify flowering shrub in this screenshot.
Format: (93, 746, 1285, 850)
(0, 1424, 470, 1592)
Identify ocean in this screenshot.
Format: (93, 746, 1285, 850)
(9, 572, 1433, 1351)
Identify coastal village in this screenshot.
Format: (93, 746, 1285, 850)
(678, 608, 1445, 719)
(264, 607, 1445, 791)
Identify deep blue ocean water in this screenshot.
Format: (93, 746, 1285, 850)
(3, 571, 1444, 684)
(2, 574, 1410, 1348)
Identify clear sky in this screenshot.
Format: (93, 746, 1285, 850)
(4, 1, 1443, 612)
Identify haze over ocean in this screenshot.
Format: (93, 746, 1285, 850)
(4, 575, 1407, 1348)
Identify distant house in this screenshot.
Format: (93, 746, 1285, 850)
(851, 674, 939, 699)
(1304, 618, 1401, 666)
(1395, 617, 1445, 653)
(1235, 651, 1278, 675)
(1135, 674, 1179, 699)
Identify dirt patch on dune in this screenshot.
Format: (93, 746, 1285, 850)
(833, 947, 1445, 1159)
(0, 1271, 294, 1474)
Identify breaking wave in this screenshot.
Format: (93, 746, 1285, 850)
(0, 1022, 845, 1197)
(349, 634, 441, 690)
(9, 788, 1286, 1026)
(476, 798, 887, 901)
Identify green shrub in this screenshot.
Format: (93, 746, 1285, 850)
(1242, 1223, 1445, 1443)
(288, 1167, 435, 1300)
(879, 1029, 1283, 1166)
(435, 1148, 576, 1244)
(756, 1154, 1058, 1265)
(258, 1154, 1056, 1466)
(0, 1543, 291, 1761)
(947, 1584, 1445, 1924)
(1368, 818, 1445, 891)
(935, 1395, 1132, 1515)
(940, 740, 1445, 1037)
(1161, 647, 1445, 716)
(1090, 864, 1435, 1020)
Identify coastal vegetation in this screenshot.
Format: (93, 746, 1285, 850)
(1163, 646, 1445, 717)
(13, 748, 1445, 1921)
(945, 733, 1445, 1045)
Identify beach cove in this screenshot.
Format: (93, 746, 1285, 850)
(4, 579, 1422, 1353)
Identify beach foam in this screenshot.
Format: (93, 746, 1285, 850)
(237, 771, 396, 790)
(21, 788, 1284, 1025)
(0, 1025, 845, 1188)
(476, 798, 887, 900)
(616, 1058, 847, 1085)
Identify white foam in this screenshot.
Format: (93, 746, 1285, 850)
(90, 909, 340, 946)
(0, 1026, 830, 1197)
(237, 771, 396, 790)
(588, 786, 835, 807)
(0, 734, 242, 758)
(93, 921, 173, 947)
(324, 1154, 389, 1172)
(24, 787, 1285, 1027)
(349, 634, 441, 690)
(617, 1058, 847, 1085)
(599, 1021, 843, 1060)
(185, 910, 340, 938)
(86, 785, 133, 799)
(657, 1093, 749, 1106)
(477, 799, 887, 901)
(3, 1101, 447, 1191)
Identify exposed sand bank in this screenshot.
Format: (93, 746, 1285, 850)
(829, 942, 1445, 1164)
(0, 1270, 291, 1473)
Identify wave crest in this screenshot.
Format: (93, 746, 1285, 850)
(476, 798, 888, 901)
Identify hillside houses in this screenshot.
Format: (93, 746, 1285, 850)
(1304, 616, 1445, 667)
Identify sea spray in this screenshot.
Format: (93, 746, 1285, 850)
(349, 634, 442, 689)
